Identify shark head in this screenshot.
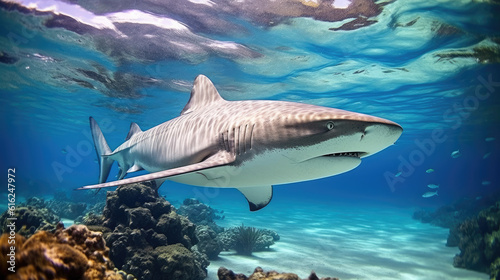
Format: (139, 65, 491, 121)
(233, 101, 403, 183)
(277, 103, 401, 158)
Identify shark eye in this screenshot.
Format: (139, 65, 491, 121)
(326, 121, 335, 130)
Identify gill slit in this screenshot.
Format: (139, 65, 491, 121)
(233, 127, 238, 155)
(249, 123, 255, 151)
(242, 124, 248, 154)
(237, 126, 242, 155)
(223, 130, 229, 151)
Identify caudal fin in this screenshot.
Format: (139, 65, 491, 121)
(89, 117, 114, 183)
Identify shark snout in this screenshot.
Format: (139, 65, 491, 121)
(362, 122, 402, 138)
(358, 122, 402, 157)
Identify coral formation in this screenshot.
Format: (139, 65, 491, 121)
(217, 225, 280, 255)
(79, 184, 280, 276)
(194, 225, 223, 259)
(22, 195, 88, 220)
(174, 198, 280, 259)
(217, 267, 339, 280)
(452, 201, 500, 278)
(0, 194, 95, 240)
(86, 183, 208, 280)
(412, 195, 498, 229)
(412, 192, 500, 277)
(0, 224, 131, 280)
(0, 192, 105, 239)
(153, 243, 207, 280)
(233, 225, 264, 255)
(46, 199, 87, 220)
(177, 198, 225, 230)
(0, 203, 60, 238)
(79, 211, 106, 226)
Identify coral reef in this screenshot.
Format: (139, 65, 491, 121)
(79, 211, 106, 226)
(412, 195, 498, 229)
(46, 199, 87, 220)
(176, 199, 280, 259)
(194, 225, 223, 259)
(452, 201, 500, 278)
(0, 193, 100, 239)
(176, 198, 226, 260)
(217, 267, 339, 280)
(0, 203, 60, 238)
(217, 225, 280, 255)
(23, 196, 87, 220)
(153, 243, 207, 280)
(177, 198, 225, 226)
(0, 224, 132, 280)
(50, 190, 90, 219)
(80, 185, 280, 274)
(88, 183, 207, 280)
(0, 194, 91, 240)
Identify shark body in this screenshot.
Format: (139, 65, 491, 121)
(78, 75, 403, 211)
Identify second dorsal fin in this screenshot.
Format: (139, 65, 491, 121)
(181, 75, 225, 115)
(125, 122, 142, 141)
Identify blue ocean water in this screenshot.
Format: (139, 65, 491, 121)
(0, 0, 499, 279)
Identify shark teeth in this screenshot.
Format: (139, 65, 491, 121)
(324, 152, 360, 158)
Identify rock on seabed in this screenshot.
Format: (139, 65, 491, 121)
(217, 267, 339, 280)
(95, 183, 208, 280)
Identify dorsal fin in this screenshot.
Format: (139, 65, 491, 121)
(125, 122, 142, 141)
(181, 75, 225, 115)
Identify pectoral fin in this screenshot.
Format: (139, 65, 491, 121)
(237, 186, 273, 211)
(76, 151, 236, 190)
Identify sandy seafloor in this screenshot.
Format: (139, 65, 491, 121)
(202, 199, 487, 280)
(0, 193, 487, 280)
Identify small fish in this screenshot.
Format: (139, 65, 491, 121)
(451, 150, 461, 158)
(482, 181, 491, 186)
(426, 169, 434, 173)
(395, 171, 402, 177)
(61, 149, 68, 154)
(427, 184, 439, 189)
(485, 137, 495, 142)
(422, 190, 438, 198)
(483, 153, 491, 159)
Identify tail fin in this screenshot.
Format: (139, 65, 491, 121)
(89, 117, 114, 183)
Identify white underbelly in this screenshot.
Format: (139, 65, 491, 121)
(169, 150, 361, 188)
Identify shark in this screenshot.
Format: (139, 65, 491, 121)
(77, 75, 403, 211)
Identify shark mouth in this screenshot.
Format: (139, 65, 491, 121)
(324, 152, 364, 158)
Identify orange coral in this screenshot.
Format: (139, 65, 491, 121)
(218, 267, 339, 280)
(0, 224, 124, 280)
